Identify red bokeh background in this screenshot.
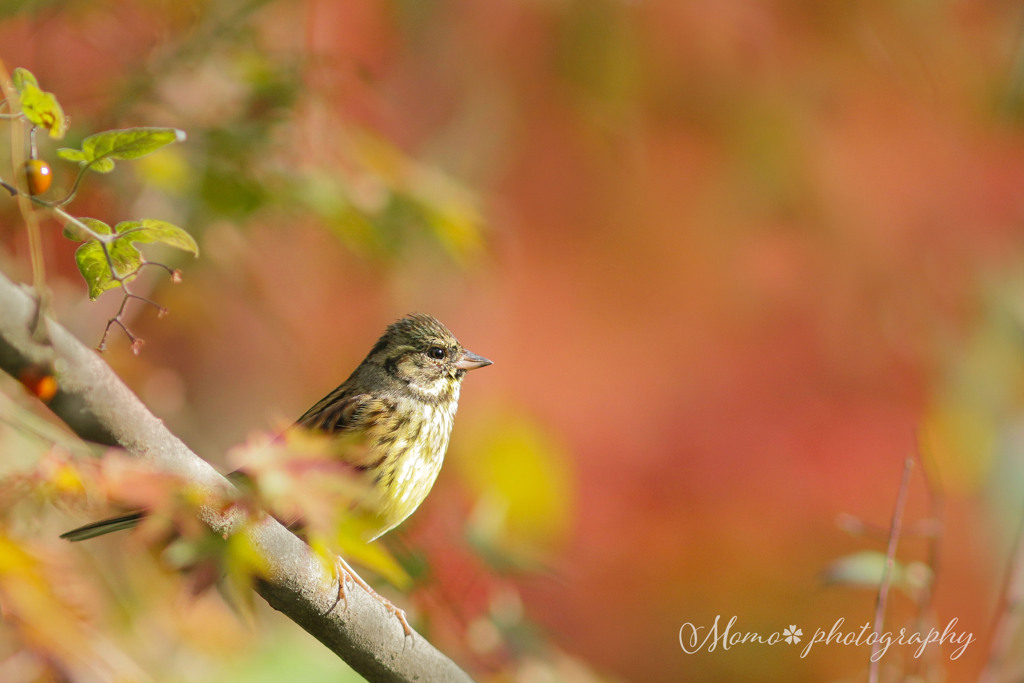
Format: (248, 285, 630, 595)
(3, 1, 1024, 681)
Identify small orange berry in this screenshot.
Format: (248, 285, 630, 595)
(23, 159, 53, 195)
(19, 366, 58, 402)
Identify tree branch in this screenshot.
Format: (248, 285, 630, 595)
(0, 269, 474, 683)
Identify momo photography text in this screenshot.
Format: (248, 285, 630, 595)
(678, 615, 976, 662)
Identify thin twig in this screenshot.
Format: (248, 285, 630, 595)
(868, 456, 914, 683)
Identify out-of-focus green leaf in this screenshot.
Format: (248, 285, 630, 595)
(822, 551, 932, 597)
(134, 147, 191, 194)
(421, 191, 484, 263)
(12, 67, 66, 139)
(0, 533, 95, 671)
(311, 516, 412, 590)
(220, 530, 270, 620)
(457, 412, 574, 565)
(61, 127, 186, 173)
(924, 385, 998, 496)
(225, 531, 270, 581)
(11, 67, 37, 91)
(348, 130, 485, 263)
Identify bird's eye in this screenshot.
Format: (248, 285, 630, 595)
(427, 346, 446, 360)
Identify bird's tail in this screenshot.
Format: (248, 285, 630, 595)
(60, 512, 146, 542)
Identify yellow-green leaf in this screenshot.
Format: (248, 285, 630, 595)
(55, 148, 86, 163)
(108, 239, 144, 277)
(822, 551, 933, 596)
(115, 219, 199, 256)
(309, 516, 412, 590)
(11, 67, 38, 92)
(17, 81, 66, 139)
(80, 127, 186, 167)
(74, 239, 141, 300)
(62, 216, 111, 242)
(457, 412, 574, 563)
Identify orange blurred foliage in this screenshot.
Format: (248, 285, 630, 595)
(2, 1, 1024, 680)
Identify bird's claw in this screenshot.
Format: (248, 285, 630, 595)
(331, 555, 414, 639)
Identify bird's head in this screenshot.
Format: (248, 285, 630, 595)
(370, 314, 492, 402)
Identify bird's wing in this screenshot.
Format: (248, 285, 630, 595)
(294, 390, 399, 471)
(295, 387, 370, 432)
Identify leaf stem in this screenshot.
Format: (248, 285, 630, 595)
(54, 158, 103, 207)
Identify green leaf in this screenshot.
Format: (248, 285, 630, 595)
(73, 222, 145, 299)
(822, 551, 933, 597)
(823, 551, 892, 588)
(11, 68, 38, 92)
(70, 218, 197, 297)
(108, 239, 143, 278)
(114, 219, 199, 256)
(63, 216, 112, 242)
(56, 148, 87, 163)
(15, 78, 66, 139)
(71, 128, 186, 173)
(75, 240, 139, 300)
(88, 158, 115, 174)
(59, 148, 111, 171)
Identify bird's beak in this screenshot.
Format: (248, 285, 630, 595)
(455, 349, 493, 371)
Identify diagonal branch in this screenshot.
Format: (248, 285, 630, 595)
(0, 268, 474, 683)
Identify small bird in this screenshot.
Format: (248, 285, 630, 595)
(61, 314, 492, 629)
(293, 312, 492, 539)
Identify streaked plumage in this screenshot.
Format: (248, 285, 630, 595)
(294, 313, 491, 539)
(61, 313, 491, 542)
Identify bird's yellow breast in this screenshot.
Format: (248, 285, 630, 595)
(362, 396, 459, 540)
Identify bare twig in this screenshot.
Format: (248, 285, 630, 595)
(0, 267, 474, 683)
(868, 456, 914, 683)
